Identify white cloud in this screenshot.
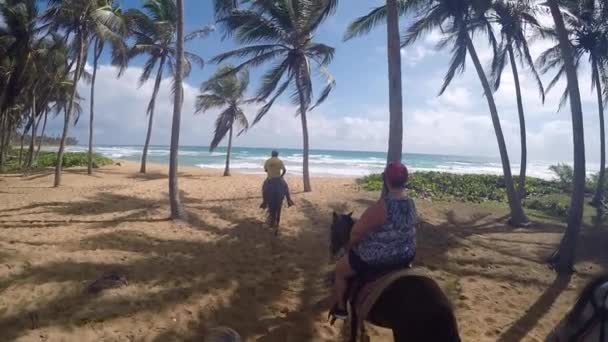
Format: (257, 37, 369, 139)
(43, 59, 607, 164)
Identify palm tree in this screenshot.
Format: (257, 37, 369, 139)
(0, 0, 40, 168)
(87, 1, 127, 175)
(212, 0, 337, 192)
(0, 0, 39, 115)
(125, 0, 212, 174)
(541, 0, 587, 273)
(44, 0, 124, 187)
(537, 0, 607, 208)
(489, 0, 545, 198)
(195, 66, 250, 177)
(345, 1, 414, 164)
(168, 0, 185, 220)
(401, 0, 528, 226)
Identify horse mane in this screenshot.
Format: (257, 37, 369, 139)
(568, 273, 608, 323)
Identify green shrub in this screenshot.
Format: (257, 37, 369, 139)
(35, 152, 113, 168)
(357, 172, 564, 203)
(548, 163, 573, 192)
(1, 151, 112, 172)
(523, 194, 570, 218)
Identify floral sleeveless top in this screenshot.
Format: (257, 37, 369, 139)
(353, 197, 417, 265)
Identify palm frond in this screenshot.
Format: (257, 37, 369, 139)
(439, 30, 468, 95)
(185, 26, 215, 42)
(310, 66, 335, 110)
(256, 59, 290, 100)
(216, 9, 287, 44)
(211, 44, 286, 64)
(402, 5, 444, 48)
(253, 76, 292, 125)
(305, 42, 334, 66)
(209, 106, 234, 152)
(491, 42, 508, 91)
(344, 0, 421, 41)
(212, 0, 238, 19)
(195, 94, 228, 113)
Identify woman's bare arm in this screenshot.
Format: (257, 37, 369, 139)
(348, 200, 385, 248)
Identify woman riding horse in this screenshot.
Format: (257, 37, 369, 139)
(330, 161, 417, 320)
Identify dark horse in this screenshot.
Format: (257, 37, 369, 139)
(330, 212, 460, 342)
(264, 177, 286, 234)
(547, 274, 608, 341)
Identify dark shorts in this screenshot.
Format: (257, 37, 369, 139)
(348, 250, 414, 277)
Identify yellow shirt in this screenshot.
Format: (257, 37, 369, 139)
(264, 157, 285, 178)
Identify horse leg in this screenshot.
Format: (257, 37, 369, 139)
(349, 308, 358, 342)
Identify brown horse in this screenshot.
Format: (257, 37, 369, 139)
(547, 274, 608, 341)
(330, 212, 461, 342)
(264, 177, 285, 234)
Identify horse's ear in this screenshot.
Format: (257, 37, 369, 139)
(347, 212, 353, 217)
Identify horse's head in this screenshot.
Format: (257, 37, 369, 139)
(547, 275, 608, 341)
(330, 211, 354, 259)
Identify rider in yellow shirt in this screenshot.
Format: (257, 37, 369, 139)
(261, 150, 295, 208)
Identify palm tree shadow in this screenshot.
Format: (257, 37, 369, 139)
(496, 274, 572, 342)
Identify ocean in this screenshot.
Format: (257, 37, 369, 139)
(65, 145, 568, 180)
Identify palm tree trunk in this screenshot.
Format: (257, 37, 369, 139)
(26, 93, 38, 168)
(300, 109, 312, 192)
(0, 113, 8, 172)
(385, 0, 404, 164)
(466, 35, 528, 226)
(547, 0, 586, 274)
(55, 33, 85, 187)
(0, 113, 5, 170)
(591, 58, 605, 207)
(224, 124, 233, 177)
(294, 61, 312, 192)
(88, 39, 101, 175)
(140, 57, 165, 174)
(35, 110, 48, 163)
(169, 0, 185, 220)
(18, 117, 29, 167)
(507, 46, 527, 199)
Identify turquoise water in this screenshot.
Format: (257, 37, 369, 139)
(68, 145, 559, 179)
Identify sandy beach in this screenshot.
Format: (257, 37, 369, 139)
(0, 161, 607, 342)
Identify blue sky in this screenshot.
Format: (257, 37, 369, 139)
(43, 0, 605, 164)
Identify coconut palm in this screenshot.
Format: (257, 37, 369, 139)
(345, 1, 421, 165)
(44, 0, 124, 187)
(87, 1, 127, 175)
(168, 0, 185, 220)
(537, 0, 607, 208)
(489, 0, 545, 198)
(539, 0, 588, 273)
(212, 0, 337, 192)
(195, 66, 250, 177)
(401, 0, 528, 226)
(0, 0, 40, 115)
(125, 0, 212, 174)
(0, 0, 41, 168)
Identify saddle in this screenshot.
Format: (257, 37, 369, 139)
(343, 267, 428, 342)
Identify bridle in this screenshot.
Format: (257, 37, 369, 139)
(552, 283, 608, 342)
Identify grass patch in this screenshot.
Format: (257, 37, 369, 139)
(2, 150, 113, 173)
(357, 171, 606, 223)
(357, 172, 561, 202)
